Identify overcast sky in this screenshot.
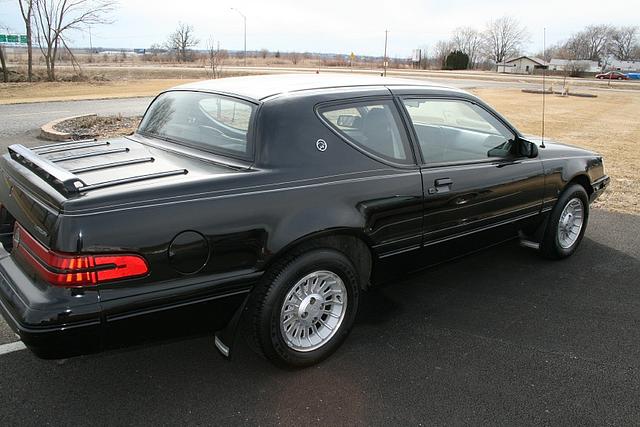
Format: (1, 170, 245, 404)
(0, 0, 637, 57)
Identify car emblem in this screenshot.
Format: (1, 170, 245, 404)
(316, 139, 327, 152)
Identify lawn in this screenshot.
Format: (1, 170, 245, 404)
(471, 88, 639, 215)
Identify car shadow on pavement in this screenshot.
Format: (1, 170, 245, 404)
(1, 236, 639, 425)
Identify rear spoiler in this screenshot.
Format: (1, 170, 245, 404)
(8, 144, 85, 195)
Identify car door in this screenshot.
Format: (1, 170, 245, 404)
(398, 96, 545, 246)
(318, 98, 424, 258)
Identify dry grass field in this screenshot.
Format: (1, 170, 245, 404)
(0, 79, 199, 104)
(471, 88, 639, 215)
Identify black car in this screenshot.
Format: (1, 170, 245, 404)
(0, 74, 609, 367)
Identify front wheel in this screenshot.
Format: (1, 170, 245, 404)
(251, 248, 360, 368)
(540, 184, 589, 259)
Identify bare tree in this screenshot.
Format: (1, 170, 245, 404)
(452, 27, 482, 69)
(259, 48, 268, 59)
(167, 22, 199, 62)
(289, 51, 300, 65)
(610, 26, 639, 61)
(17, 0, 35, 82)
(534, 42, 562, 63)
(482, 16, 530, 69)
(564, 25, 613, 62)
(205, 37, 226, 79)
(0, 44, 7, 83)
(33, 0, 115, 81)
(433, 40, 454, 69)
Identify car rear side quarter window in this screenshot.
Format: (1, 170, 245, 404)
(318, 100, 414, 165)
(138, 91, 257, 160)
(401, 98, 516, 165)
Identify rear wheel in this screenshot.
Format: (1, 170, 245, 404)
(540, 184, 589, 259)
(251, 248, 360, 368)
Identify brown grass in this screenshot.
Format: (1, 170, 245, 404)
(0, 79, 199, 104)
(470, 88, 640, 215)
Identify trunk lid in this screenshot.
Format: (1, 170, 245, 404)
(0, 135, 249, 247)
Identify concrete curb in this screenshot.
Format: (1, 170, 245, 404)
(40, 114, 97, 141)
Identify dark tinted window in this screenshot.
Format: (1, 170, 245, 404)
(320, 100, 413, 164)
(138, 91, 256, 159)
(402, 98, 515, 164)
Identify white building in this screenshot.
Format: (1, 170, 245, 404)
(496, 56, 548, 74)
(549, 59, 600, 73)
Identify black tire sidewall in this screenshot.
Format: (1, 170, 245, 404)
(256, 249, 359, 368)
(542, 184, 589, 259)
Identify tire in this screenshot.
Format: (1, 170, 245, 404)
(251, 248, 360, 368)
(540, 184, 589, 259)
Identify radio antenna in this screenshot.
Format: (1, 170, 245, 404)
(541, 27, 546, 149)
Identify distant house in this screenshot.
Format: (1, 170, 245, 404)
(496, 56, 548, 74)
(607, 59, 640, 72)
(549, 59, 600, 73)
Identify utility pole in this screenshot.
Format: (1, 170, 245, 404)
(383, 30, 388, 76)
(231, 8, 247, 67)
(88, 25, 93, 62)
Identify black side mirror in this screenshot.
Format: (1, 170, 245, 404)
(526, 141, 539, 158)
(517, 138, 538, 158)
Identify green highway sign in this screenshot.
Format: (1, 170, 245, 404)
(0, 34, 28, 45)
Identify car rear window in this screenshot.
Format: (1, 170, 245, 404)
(138, 91, 256, 160)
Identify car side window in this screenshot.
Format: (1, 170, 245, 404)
(402, 98, 516, 164)
(319, 100, 413, 164)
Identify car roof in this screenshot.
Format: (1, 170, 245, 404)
(172, 73, 457, 102)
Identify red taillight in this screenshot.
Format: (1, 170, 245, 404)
(13, 223, 148, 288)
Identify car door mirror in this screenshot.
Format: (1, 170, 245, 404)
(515, 138, 538, 158)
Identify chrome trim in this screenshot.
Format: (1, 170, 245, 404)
(214, 335, 230, 357)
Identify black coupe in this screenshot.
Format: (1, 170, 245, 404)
(0, 74, 609, 367)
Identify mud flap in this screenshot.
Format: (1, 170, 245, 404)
(519, 211, 550, 251)
(214, 293, 251, 359)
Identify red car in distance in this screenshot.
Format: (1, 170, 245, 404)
(596, 71, 630, 80)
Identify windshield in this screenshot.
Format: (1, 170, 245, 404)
(138, 91, 256, 159)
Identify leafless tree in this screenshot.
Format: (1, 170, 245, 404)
(205, 37, 226, 79)
(482, 16, 530, 69)
(452, 27, 482, 69)
(17, 0, 34, 81)
(259, 48, 268, 59)
(564, 25, 613, 62)
(289, 51, 300, 65)
(534, 43, 562, 63)
(433, 40, 454, 69)
(0, 21, 7, 81)
(610, 26, 639, 61)
(33, 0, 115, 81)
(0, 44, 7, 82)
(167, 22, 199, 62)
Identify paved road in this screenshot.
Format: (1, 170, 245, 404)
(0, 97, 153, 146)
(0, 209, 638, 425)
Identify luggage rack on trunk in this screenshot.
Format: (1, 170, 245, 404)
(8, 143, 188, 196)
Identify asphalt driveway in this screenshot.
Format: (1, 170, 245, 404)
(0, 208, 638, 425)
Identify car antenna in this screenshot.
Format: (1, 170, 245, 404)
(541, 27, 547, 149)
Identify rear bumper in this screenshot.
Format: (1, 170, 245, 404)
(0, 244, 256, 359)
(590, 175, 610, 203)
